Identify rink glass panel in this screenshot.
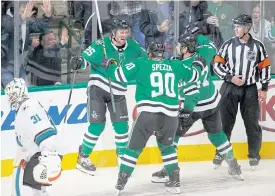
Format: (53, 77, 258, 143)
(5, 1, 275, 87)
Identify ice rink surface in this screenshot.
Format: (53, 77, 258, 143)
(2, 160, 275, 196)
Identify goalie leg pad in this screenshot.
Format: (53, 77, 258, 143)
(23, 152, 48, 190)
(23, 152, 62, 190)
(33, 151, 62, 184)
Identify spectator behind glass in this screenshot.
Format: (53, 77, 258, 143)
(208, 0, 239, 41)
(109, 1, 145, 48)
(250, 4, 275, 72)
(179, 0, 209, 36)
(139, 0, 174, 59)
(251, 4, 275, 43)
(26, 28, 68, 86)
(73, 1, 93, 49)
(1, 0, 52, 89)
(179, 0, 223, 48)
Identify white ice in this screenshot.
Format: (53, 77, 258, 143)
(2, 160, 275, 196)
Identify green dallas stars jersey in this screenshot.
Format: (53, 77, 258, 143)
(81, 36, 147, 95)
(107, 58, 201, 117)
(180, 42, 220, 113)
(196, 34, 217, 50)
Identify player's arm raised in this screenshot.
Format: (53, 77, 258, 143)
(103, 59, 140, 83)
(179, 55, 206, 84)
(71, 41, 104, 70)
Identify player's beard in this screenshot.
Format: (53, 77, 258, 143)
(176, 45, 181, 56)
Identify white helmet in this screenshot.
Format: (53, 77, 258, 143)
(5, 78, 28, 108)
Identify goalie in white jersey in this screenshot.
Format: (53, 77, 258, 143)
(5, 78, 62, 196)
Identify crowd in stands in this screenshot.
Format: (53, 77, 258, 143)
(1, 0, 275, 89)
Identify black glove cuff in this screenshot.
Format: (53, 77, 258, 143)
(224, 74, 233, 82)
(261, 83, 268, 91)
(178, 109, 193, 118)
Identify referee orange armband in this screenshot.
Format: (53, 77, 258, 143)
(214, 56, 226, 65)
(258, 57, 271, 70)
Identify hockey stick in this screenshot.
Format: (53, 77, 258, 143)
(63, 65, 77, 123)
(63, 12, 95, 124)
(94, 0, 116, 113)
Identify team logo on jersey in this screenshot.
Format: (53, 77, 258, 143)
(91, 111, 100, 120)
(246, 50, 256, 61)
(221, 14, 227, 20)
(22, 105, 29, 111)
(95, 39, 103, 45)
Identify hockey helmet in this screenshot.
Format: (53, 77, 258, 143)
(178, 34, 197, 53)
(111, 18, 130, 31)
(5, 78, 28, 108)
(233, 14, 252, 26)
(147, 41, 165, 58)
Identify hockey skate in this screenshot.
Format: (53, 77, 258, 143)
(249, 158, 259, 171)
(151, 167, 168, 183)
(76, 146, 96, 176)
(115, 171, 130, 196)
(213, 153, 224, 169)
(227, 158, 244, 181)
(165, 167, 180, 194)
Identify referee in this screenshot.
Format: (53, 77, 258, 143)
(213, 14, 271, 170)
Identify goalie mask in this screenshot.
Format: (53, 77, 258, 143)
(178, 34, 197, 54)
(147, 41, 165, 58)
(5, 78, 28, 109)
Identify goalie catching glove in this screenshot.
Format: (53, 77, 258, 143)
(101, 57, 118, 69)
(33, 151, 62, 185)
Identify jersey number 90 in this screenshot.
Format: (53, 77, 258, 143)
(150, 72, 176, 98)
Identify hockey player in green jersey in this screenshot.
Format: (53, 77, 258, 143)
(101, 41, 206, 195)
(151, 34, 243, 183)
(74, 19, 147, 175)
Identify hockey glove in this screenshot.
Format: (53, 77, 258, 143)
(71, 56, 84, 70)
(178, 109, 193, 128)
(101, 58, 118, 69)
(192, 55, 206, 71)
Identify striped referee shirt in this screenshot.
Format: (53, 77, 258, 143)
(213, 35, 271, 91)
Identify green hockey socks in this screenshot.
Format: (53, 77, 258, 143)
(119, 148, 142, 176)
(208, 131, 234, 160)
(158, 141, 179, 175)
(81, 123, 105, 155)
(113, 121, 129, 157)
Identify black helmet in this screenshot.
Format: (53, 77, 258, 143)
(111, 18, 130, 31)
(147, 41, 165, 57)
(233, 14, 252, 25)
(178, 34, 197, 53)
